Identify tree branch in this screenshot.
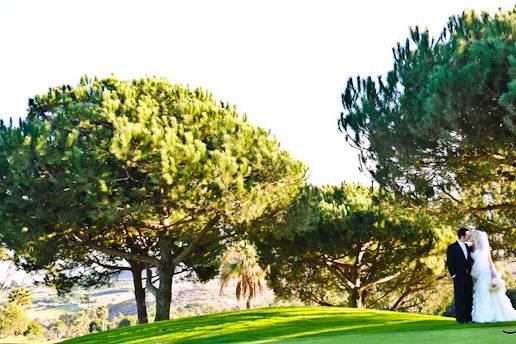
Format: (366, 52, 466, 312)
(145, 269, 158, 296)
(197, 232, 238, 247)
(74, 234, 159, 266)
(472, 203, 515, 212)
(172, 214, 221, 266)
(88, 255, 132, 271)
(361, 271, 401, 289)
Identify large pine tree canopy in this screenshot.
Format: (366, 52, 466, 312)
(0, 76, 306, 320)
(339, 8, 515, 250)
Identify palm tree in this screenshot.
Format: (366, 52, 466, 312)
(219, 241, 267, 309)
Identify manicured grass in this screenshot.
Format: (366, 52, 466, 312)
(62, 306, 516, 344)
(29, 303, 82, 319)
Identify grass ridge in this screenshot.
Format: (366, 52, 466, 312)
(62, 306, 516, 344)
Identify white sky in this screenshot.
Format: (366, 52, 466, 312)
(0, 0, 513, 186)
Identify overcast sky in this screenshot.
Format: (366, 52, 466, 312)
(0, 0, 513, 186)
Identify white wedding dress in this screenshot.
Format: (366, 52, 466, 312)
(470, 231, 516, 323)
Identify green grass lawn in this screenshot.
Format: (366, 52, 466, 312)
(60, 306, 516, 344)
(29, 303, 83, 319)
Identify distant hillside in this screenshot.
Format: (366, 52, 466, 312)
(1, 276, 278, 325)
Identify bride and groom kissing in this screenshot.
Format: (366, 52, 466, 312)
(447, 227, 516, 324)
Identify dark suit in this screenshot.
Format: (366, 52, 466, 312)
(446, 241, 473, 323)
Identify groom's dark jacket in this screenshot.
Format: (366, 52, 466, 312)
(446, 242, 473, 279)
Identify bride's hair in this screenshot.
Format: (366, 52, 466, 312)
(473, 230, 490, 251)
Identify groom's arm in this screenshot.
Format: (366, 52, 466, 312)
(446, 246, 456, 279)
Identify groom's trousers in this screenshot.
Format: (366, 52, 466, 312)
(453, 275, 473, 323)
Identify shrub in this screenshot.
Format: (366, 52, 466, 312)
(23, 320, 44, 337)
(79, 294, 94, 304)
(441, 302, 455, 318)
(117, 319, 132, 328)
(7, 287, 32, 308)
(0, 303, 30, 336)
(110, 313, 137, 328)
(48, 319, 66, 339)
(507, 288, 516, 309)
(88, 320, 102, 333)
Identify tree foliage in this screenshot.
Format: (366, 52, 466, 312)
(0, 76, 306, 321)
(7, 287, 32, 308)
(338, 8, 516, 251)
(23, 320, 44, 337)
(51, 306, 110, 338)
(117, 318, 133, 328)
(254, 184, 451, 309)
(0, 303, 30, 337)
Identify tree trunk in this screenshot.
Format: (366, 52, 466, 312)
(155, 236, 174, 321)
(246, 299, 251, 309)
(155, 266, 173, 321)
(131, 264, 148, 324)
(349, 289, 366, 308)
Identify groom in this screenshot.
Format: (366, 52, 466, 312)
(446, 227, 474, 323)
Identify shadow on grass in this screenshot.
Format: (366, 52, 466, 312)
(172, 317, 450, 344)
(62, 307, 516, 344)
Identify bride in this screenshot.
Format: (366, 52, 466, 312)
(470, 229, 516, 323)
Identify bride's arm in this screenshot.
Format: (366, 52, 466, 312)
(488, 251, 498, 279)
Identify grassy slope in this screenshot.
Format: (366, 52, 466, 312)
(62, 306, 516, 344)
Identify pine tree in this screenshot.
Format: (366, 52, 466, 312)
(254, 184, 449, 309)
(339, 8, 516, 250)
(0, 76, 306, 321)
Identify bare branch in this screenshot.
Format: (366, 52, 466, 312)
(145, 269, 158, 296)
(74, 234, 159, 266)
(361, 271, 401, 289)
(88, 255, 131, 271)
(172, 214, 221, 266)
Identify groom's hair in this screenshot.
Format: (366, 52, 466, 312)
(457, 227, 469, 238)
